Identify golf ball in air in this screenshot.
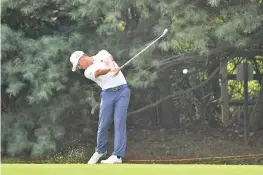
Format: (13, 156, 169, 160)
(182, 69, 188, 74)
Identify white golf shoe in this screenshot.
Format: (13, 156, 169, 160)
(87, 151, 107, 164)
(101, 155, 122, 164)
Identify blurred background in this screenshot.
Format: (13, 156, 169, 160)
(1, 0, 263, 164)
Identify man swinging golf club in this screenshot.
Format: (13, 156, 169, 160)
(70, 50, 131, 164)
(70, 29, 168, 164)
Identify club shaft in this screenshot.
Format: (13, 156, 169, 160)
(120, 33, 166, 69)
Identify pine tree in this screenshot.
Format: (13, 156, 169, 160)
(1, 0, 262, 158)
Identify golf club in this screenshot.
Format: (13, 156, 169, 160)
(120, 28, 168, 69)
(110, 29, 168, 77)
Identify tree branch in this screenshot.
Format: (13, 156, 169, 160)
(128, 61, 227, 116)
(156, 48, 226, 72)
(232, 50, 263, 58)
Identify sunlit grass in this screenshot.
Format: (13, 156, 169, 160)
(1, 164, 263, 175)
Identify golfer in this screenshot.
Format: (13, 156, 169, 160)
(70, 50, 131, 164)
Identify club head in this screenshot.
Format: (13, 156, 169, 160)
(161, 29, 168, 37)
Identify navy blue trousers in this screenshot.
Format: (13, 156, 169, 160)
(96, 84, 130, 157)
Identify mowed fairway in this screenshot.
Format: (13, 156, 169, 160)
(1, 164, 263, 175)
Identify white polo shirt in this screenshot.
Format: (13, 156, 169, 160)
(84, 50, 127, 90)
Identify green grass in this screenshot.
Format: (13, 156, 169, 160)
(1, 164, 263, 175)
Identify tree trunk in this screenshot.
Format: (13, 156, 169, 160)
(250, 79, 263, 132)
(220, 62, 230, 126)
(157, 67, 179, 128)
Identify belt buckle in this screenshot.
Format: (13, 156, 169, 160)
(112, 87, 118, 92)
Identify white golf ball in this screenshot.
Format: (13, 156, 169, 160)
(182, 69, 188, 74)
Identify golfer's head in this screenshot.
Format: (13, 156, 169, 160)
(70, 51, 93, 71)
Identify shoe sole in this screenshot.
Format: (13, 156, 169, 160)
(88, 152, 107, 164)
(100, 159, 122, 164)
(100, 162, 122, 164)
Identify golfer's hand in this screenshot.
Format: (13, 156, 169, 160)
(111, 67, 120, 76)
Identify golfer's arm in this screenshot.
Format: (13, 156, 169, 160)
(94, 68, 111, 78)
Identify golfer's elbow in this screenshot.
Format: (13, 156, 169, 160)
(94, 70, 100, 78)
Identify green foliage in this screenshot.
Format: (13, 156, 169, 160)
(197, 71, 208, 81)
(215, 4, 262, 48)
(228, 80, 261, 100)
(1, 0, 263, 159)
(227, 57, 262, 100)
(207, 0, 221, 7)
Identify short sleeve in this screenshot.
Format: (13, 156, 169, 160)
(96, 50, 112, 62)
(84, 67, 96, 81)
